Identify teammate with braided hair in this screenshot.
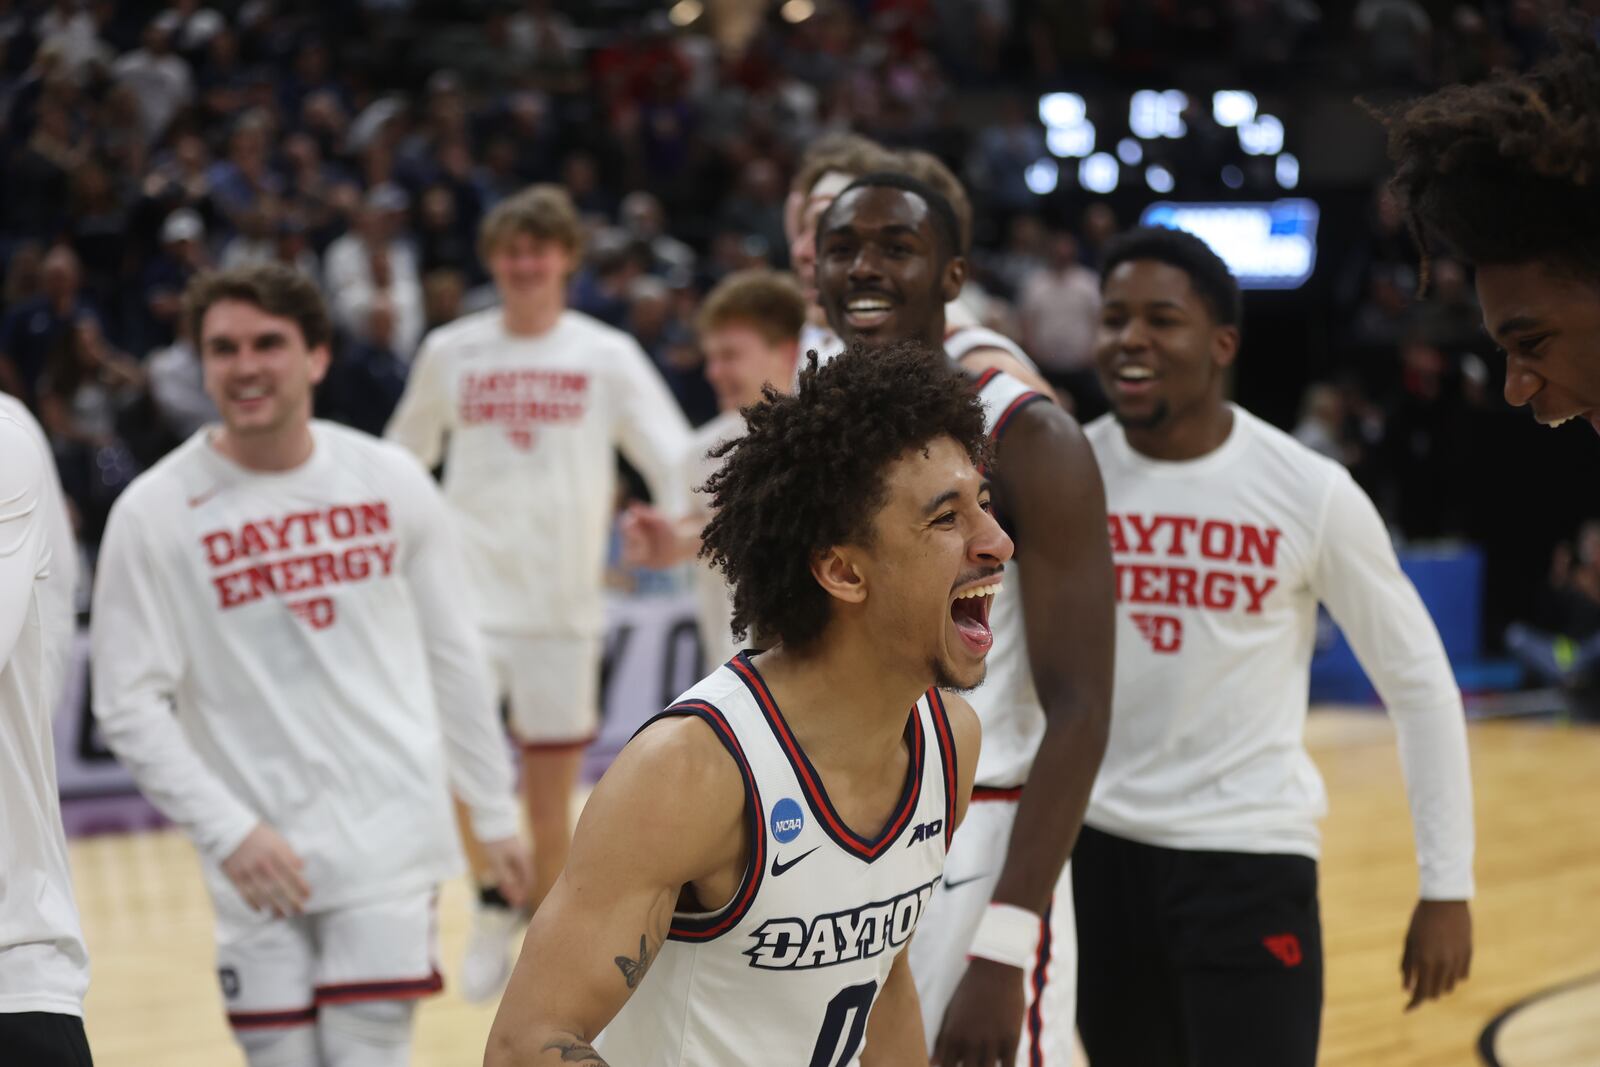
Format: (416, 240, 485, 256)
(1380, 19, 1600, 431)
(488, 340, 1006, 1066)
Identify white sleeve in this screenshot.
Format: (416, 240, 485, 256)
(0, 419, 44, 664)
(90, 498, 260, 864)
(395, 457, 521, 843)
(1310, 470, 1475, 900)
(384, 334, 451, 469)
(611, 337, 693, 517)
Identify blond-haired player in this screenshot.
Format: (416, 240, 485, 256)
(385, 184, 693, 1001)
(91, 264, 529, 1067)
(622, 269, 807, 667)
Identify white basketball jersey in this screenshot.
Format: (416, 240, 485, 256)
(963, 368, 1051, 789)
(944, 325, 1041, 375)
(595, 653, 958, 1066)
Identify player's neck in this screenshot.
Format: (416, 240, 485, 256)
(500, 293, 564, 337)
(1123, 400, 1234, 463)
(753, 636, 926, 773)
(211, 420, 316, 473)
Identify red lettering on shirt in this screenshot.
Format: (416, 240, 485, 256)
(1107, 513, 1285, 626)
(458, 369, 590, 451)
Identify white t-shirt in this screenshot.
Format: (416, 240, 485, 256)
(1084, 406, 1475, 899)
(0, 400, 86, 1017)
(90, 422, 519, 918)
(386, 308, 692, 637)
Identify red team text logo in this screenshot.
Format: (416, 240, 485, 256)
(199, 502, 397, 628)
(458, 369, 589, 451)
(1109, 513, 1282, 653)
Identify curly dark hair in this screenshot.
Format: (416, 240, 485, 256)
(700, 339, 990, 649)
(1378, 18, 1600, 290)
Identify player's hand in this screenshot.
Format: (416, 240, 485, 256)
(932, 957, 1026, 1066)
(620, 503, 685, 570)
(1401, 899, 1472, 1011)
(480, 835, 533, 910)
(222, 824, 311, 917)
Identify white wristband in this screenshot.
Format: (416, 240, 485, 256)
(967, 902, 1041, 970)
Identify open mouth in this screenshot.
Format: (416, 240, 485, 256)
(949, 579, 1001, 655)
(1112, 364, 1156, 395)
(844, 293, 896, 330)
(230, 386, 271, 410)
(1538, 409, 1600, 434)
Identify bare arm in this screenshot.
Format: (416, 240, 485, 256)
(485, 715, 746, 1066)
(991, 403, 1113, 911)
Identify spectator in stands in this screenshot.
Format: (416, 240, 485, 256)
(143, 208, 211, 351)
(0, 245, 96, 405)
(318, 297, 409, 436)
(112, 19, 193, 145)
(1018, 227, 1105, 417)
(1506, 523, 1600, 719)
(146, 318, 215, 441)
(324, 183, 424, 357)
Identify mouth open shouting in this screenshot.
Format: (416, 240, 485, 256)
(949, 575, 1002, 656)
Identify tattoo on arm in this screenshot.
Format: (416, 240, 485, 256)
(614, 934, 653, 989)
(542, 1037, 610, 1065)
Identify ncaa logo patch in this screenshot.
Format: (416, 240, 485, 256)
(770, 798, 805, 844)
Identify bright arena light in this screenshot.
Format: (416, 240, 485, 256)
(1080, 153, 1119, 194)
(779, 0, 815, 23)
(1047, 121, 1095, 158)
(1117, 138, 1143, 165)
(1221, 165, 1244, 190)
(1212, 91, 1258, 128)
(1025, 158, 1060, 196)
(1276, 153, 1301, 189)
(669, 0, 704, 25)
(1130, 89, 1188, 139)
(1239, 114, 1285, 156)
(1145, 165, 1175, 193)
(1039, 92, 1087, 128)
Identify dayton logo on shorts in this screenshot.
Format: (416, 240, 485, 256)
(770, 798, 805, 844)
(743, 879, 939, 970)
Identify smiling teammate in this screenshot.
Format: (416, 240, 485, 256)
(485, 340, 1001, 1066)
(815, 172, 1115, 1066)
(1075, 227, 1475, 1066)
(386, 186, 692, 1000)
(91, 264, 529, 1067)
(1381, 21, 1600, 429)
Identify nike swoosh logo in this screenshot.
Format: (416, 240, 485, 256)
(941, 873, 991, 891)
(770, 847, 819, 877)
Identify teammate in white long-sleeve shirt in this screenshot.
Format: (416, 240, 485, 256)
(0, 396, 92, 1065)
(385, 185, 694, 1000)
(91, 264, 530, 1067)
(1075, 227, 1475, 1067)
(620, 270, 806, 667)
(486, 341, 992, 1067)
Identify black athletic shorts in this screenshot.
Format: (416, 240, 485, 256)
(1072, 824, 1323, 1067)
(0, 1012, 94, 1066)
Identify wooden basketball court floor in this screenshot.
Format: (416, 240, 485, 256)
(69, 710, 1600, 1066)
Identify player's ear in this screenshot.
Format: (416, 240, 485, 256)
(1211, 324, 1240, 370)
(811, 547, 867, 605)
(940, 255, 967, 304)
(308, 343, 332, 386)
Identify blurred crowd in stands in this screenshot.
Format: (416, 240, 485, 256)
(0, 0, 1593, 639)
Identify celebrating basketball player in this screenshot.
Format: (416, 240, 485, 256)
(91, 264, 530, 1067)
(0, 396, 91, 1066)
(620, 268, 807, 667)
(1074, 227, 1475, 1066)
(787, 135, 1057, 400)
(815, 172, 1115, 1066)
(386, 185, 693, 1000)
(1381, 21, 1600, 430)
(485, 341, 995, 1066)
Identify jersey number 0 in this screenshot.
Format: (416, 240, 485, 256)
(809, 980, 878, 1067)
